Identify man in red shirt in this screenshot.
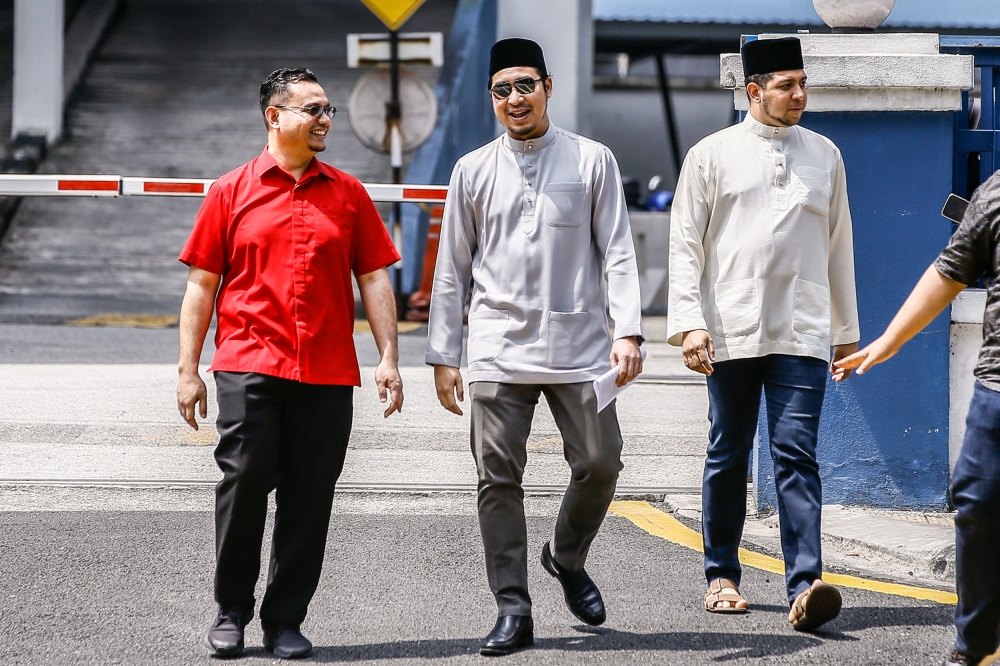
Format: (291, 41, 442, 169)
(176, 68, 403, 659)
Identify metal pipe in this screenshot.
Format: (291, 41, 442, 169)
(655, 53, 683, 179)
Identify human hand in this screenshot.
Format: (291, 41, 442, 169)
(830, 342, 860, 382)
(434, 365, 465, 415)
(375, 358, 404, 417)
(610, 336, 643, 387)
(177, 370, 208, 431)
(833, 337, 900, 377)
(682, 329, 715, 376)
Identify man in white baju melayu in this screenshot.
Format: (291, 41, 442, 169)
(426, 38, 644, 656)
(668, 37, 860, 632)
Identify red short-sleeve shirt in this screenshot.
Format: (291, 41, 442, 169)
(179, 148, 400, 386)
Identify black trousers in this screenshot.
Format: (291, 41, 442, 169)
(213, 371, 353, 627)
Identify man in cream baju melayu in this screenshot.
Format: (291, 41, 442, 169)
(426, 38, 644, 657)
(668, 37, 860, 632)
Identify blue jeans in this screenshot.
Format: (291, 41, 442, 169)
(953, 381, 1000, 655)
(703, 354, 827, 604)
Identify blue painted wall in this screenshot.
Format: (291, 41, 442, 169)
(399, 0, 497, 294)
(756, 111, 954, 511)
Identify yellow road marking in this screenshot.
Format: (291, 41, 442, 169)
(608, 500, 958, 605)
(66, 313, 179, 328)
(354, 320, 424, 335)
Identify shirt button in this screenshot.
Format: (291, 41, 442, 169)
(528, 163, 532, 167)
(528, 143, 533, 149)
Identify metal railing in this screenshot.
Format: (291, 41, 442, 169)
(942, 36, 1000, 198)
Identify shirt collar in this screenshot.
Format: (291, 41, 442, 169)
(743, 113, 793, 140)
(503, 123, 557, 153)
(253, 146, 336, 183)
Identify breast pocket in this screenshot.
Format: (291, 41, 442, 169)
(794, 166, 832, 216)
(793, 279, 831, 338)
(468, 309, 509, 363)
(309, 207, 351, 247)
(540, 182, 588, 227)
(714, 279, 760, 338)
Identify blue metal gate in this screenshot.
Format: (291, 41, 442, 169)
(942, 36, 1000, 198)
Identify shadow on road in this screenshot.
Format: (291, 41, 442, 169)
(832, 605, 954, 631)
(301, 627, 823, 662)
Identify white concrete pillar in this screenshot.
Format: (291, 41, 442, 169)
(497, 0, 592, 136)
(12, 0, 64, 144)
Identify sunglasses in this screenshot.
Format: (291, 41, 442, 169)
(490, 77, 544, 100)
(273, 104, 337, 119)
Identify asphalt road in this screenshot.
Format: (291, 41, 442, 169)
(0, 324, 961, 664)
(0, 491, 956, 666)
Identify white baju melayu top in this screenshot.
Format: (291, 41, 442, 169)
(667, 114, 860, 363)
(425, 124, 643, 384)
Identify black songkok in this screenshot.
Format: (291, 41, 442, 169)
(741, 37, 804, 77)
(488, 38, 547, 84)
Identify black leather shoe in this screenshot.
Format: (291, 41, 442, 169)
(944, 649, 989, 666)
(263, 625, 314, 659)
(206, 611, 246, 658)
(541, 541, 606, 625)
(480, 615, 534, 656)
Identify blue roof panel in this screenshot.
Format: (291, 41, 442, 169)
(593, 0, 1000, 30)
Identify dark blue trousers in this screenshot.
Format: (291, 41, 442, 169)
(704, 354, 827, 605)
(953, 381, 1000, 655)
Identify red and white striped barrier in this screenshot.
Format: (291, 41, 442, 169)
(121, 177, 216, 196)
(0, 174, 120, 196)
(0, 174, 449, 203)
(363, 183, 448, 203)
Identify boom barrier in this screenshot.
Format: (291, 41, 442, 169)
(0, 174, 449, 203)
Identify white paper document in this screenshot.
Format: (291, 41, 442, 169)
(593, 349, 647, 413)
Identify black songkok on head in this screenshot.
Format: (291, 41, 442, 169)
(488, 38, 548, 84)
(741, 37, 804, 77)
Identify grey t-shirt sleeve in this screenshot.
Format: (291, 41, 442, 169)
(934, 191, 997, 286)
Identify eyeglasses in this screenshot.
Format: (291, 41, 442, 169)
(273, 104, 337, 119)
(490, 77, 544, 100)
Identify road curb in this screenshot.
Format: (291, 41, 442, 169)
(660, 494, 957, 587)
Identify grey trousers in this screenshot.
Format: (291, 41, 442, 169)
(469, 381, 624, 617)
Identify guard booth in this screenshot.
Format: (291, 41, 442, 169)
(726, 33, 1000, 512)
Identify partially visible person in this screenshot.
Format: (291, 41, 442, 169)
(836, 171, 1000, 666)
(176, 68, 403, 660)
(668, 37, 859, 631)
(426, 38, 644, 656)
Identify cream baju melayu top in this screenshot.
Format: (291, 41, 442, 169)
(667, 114, 860, 362)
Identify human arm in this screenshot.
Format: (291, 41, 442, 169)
(357, 267, 403, 417)
(829, 342, 859, 382)
(834, 266, 965, 375)
(827, 154, 861, 381)
(177, 266, 221, 430)
(682, 329, 715, 376)
(668, 149, 714, 373)
(836, 184, 995, 376)
(590, 148, 644, 384)
(426, 162, 476, 412)
(433, 365, 465, 415)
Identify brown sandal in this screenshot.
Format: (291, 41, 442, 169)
(789, 579, 842, 632)
(704, 578, 749, 613)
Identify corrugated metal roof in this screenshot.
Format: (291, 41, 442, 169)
(593, 0, 1000, 30)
